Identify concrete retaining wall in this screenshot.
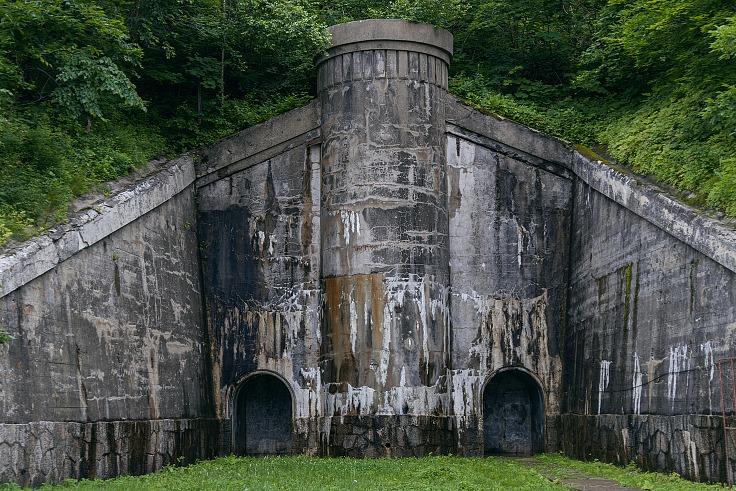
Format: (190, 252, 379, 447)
(0, 158, 217, 486)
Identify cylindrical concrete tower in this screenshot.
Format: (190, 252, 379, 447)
(318, 20, 454, 418)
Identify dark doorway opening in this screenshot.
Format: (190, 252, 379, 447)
(483, 369, 544, 455)
(233, 373, 293, 455)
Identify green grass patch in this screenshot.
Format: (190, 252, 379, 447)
(536, 453, 727, 490)
(5, 456, 564, 491)
(4, 453, 730, 490)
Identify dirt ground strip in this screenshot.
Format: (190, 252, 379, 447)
(514, 457, 641, 491)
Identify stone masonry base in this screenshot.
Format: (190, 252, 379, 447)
(0, 418, 219, 487)
(559, 413, 736, 483)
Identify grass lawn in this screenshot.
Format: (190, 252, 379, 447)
(535, 454, 728, 491)
(1, 454, 728, 490)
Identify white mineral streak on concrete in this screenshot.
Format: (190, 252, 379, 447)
(621, 428, 629, 456)
(682, 430, 700, 481)
(668, 344, 689, 402)
(632, 352, 643, 415)
(268, 234, 276, 256)
(378, 383, 446, 416)
(516, 223, 527, 268)
(349, 292, 358, 354)
(325, 384, 375, 416)
(379, 300, 393, 386)
(257, 231, 266, 253)
(339, 210, 361, 244)
(221, 287, 319, 400)
(143, 330, 162, 419)
(466, 290, 551, 361)
(701, 341, 715, 413)
(419, 281, 430, 373)
(701, 341, 715, 382)
(398, 366, 407, 413)
(451, 369, 481, 422)
(598, 360, 611, 415)
(377, 274, 450, 384)
(295, 368, 321, 418)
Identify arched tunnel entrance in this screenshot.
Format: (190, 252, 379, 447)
(483, 368, 544, 455)
(233, 373, 293, 455)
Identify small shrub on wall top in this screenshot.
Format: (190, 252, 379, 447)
(0, 328, 11, 345)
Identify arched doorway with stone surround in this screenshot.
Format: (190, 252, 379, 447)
(482, 368, 545, 456)
(232, 372, 293, 455)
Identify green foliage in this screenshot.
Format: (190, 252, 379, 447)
(1, 0, 735, 248)
(52, 51, 145, 122)
(0, 0, 329, 247)
(15, 454, 728, 490)
(442, 0, 736, 217)
(0, 0, 143, 121)
(710, 16, 736, 59)
(0, 328, 11, 345)
(449, 75, 602, 145)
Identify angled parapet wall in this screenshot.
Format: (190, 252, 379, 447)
(563, 160, 736, 483)
(446, 96, 736, 482)
(0, 158, 217, 486)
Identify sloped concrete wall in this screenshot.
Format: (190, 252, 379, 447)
(0, 159, 217, 486)
(562, 175, 736, 482)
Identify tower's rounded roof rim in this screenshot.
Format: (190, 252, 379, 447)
(327, 19, 453, 57)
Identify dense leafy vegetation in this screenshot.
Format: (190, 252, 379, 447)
(1, 0, 734, 246)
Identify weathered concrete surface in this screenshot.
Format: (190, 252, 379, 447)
(0, 419, 218, 487)
(327, 20, 453, 61)
(3, 18, 736, 486)
(560, 414, 735, 483)
(561, 177, 736, 482)
(196, 140, 323, 441)
(446, 96, 736, 276)
(446, 96, 574, 170)
(325, 415, 455, 457)
(317, 20, 453, 429)
(446, 128, 570, 454)
(0, 176, 216, 485)
(571, 153, 736, 275)
(197, 101, 320, 187)
(0, 189, 210, 424)
(565, 179, 736, 418)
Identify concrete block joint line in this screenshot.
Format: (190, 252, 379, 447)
(1, 18, 736, 486)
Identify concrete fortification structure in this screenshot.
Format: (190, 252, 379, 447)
(2, 19, 736, 486)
